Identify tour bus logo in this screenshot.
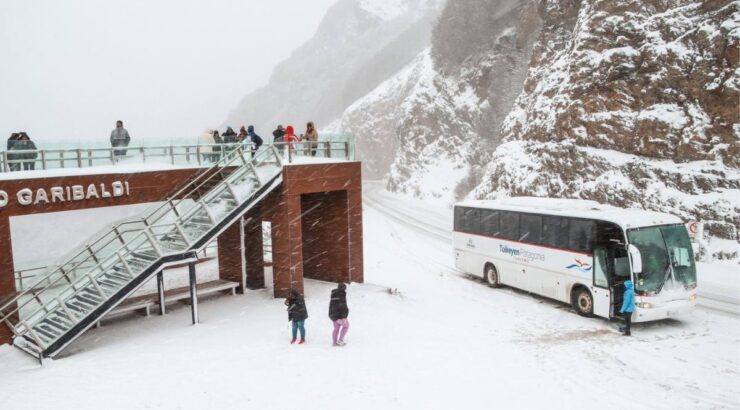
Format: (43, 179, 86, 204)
(566, 259, 592, 273)
(466, 238, 475, 249)
(498, 244, 545, 263)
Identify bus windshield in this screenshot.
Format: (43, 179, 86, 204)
(627, 224, 697, 294)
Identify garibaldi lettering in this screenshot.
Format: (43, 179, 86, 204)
(0, 181, 129, 209)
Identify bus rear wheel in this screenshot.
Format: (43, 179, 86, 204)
(573, 288, 594, 317)
(485, 264, 500, 288)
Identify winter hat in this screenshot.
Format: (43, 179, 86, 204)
(277, 125, 284, 131)
(285, 125, 294, 135)
(248, 125, 254, 133)
(289, 288, 299, 296)
(337, 283, 347, 291)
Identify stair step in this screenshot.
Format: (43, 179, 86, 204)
(40, 318, 68, 332)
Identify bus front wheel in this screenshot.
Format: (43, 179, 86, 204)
(485, 264, 500, 288)
(573, 288, 594, 317)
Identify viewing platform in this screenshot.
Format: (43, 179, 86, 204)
(0, 141, 363, 360)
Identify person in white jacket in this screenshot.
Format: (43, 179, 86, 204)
(199, 128, 215, 162)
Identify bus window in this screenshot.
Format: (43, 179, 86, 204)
(519, 214, 543, 244)
(454, 207, 465, 232)
(481, 210, 500, 237)
(543, 216, 569, 249)
(569, 220, 595, 253)
(463, 208, 481, 234)
(500, 212, 519, 241)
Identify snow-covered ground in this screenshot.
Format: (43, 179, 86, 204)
(0, 185, 739, 409)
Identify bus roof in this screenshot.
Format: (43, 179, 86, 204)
(455, 197, 683, 230)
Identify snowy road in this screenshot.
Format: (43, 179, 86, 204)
(363, 181, 740, 315)
(0, 183, 738, 409)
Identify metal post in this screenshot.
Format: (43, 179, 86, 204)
(157, 271, 166, 315)
(325, 141, 331, 158)
(240, 217, 247, 291)
(196, 146, 201, 165)
(41, 150, 46, 170)
(189, 262, 198, 324)
(170, 145, 175, 165)
(2, 151, 8, 172)
(88, 149, 93, 166)
(76, 149, 82, 167)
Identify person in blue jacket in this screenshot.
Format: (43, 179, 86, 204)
(620, 280, 636, 336)
(246, 125, 263, 158)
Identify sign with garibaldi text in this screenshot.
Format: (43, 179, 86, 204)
(0, 181, 130, 210)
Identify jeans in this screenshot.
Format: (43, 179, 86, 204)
(332, 318, 349, 344)
(292, 320, 306, 340)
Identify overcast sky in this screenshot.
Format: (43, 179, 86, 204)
(0, 0, 337, 145)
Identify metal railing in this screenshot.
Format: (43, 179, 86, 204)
(0, 139, 352, 173)
(0, 139, 352, 353)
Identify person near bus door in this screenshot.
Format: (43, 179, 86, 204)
(285, 288, 308, 344)
(328, 283, 350, 346)
(620, 280, 636, 336)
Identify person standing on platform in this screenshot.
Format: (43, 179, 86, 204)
(284, 125, 301, 158)
(247, 125, 263, 158)
(302, 121, 319, 157)
(212, 129, 223, 162)
(199, 128, 215, 163)
(6, 133, 20, 171)
(328, 283, 350, 346)
(110, 120, 131, 161)
(238, 126, 248, 143)
(272, 125, 285, 144)
(285, 288, 308, 344)
(13, 132, 38, 170)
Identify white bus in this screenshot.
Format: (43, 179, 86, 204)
(453, 198, 697, 322)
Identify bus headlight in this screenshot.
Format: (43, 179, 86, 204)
(637, 302, 653, 309)
(689, 294, 697, 302)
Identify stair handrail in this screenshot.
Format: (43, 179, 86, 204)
(0, 145, 252, 317)
(15, 144, 252, 293)
(0, 145, 282, 332)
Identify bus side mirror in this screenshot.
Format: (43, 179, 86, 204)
(628, 244, 642, 274)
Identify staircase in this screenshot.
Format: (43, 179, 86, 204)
(0, 145, 284, 359)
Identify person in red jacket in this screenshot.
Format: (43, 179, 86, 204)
(284, 125, 302, 158)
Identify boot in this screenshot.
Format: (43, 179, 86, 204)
(290, 338, 297, 344)
(298, 339, 306, 344)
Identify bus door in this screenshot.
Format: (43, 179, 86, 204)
(592, 248, 612, 319)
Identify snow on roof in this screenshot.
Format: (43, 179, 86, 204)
(455, 196, 683, 229)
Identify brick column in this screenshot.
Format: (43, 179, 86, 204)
(244, 206, 265, 289)
(347, 184, 364, 284)
(217, 218, 245, 292)
(271, 194, 303, 298)
(0, 219, 14, 345)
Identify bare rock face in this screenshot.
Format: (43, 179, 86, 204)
(473, 0, 740, 251)
(503, 0, 739, 166)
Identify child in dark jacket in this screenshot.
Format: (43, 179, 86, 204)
(328, 283, 350, 346)
(285, 288, 308, 344)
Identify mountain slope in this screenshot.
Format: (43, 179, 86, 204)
(225, 0, 443, 135)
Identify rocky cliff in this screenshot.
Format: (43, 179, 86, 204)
(335, 0, 739, 258)
(472, 0, 739, 255)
